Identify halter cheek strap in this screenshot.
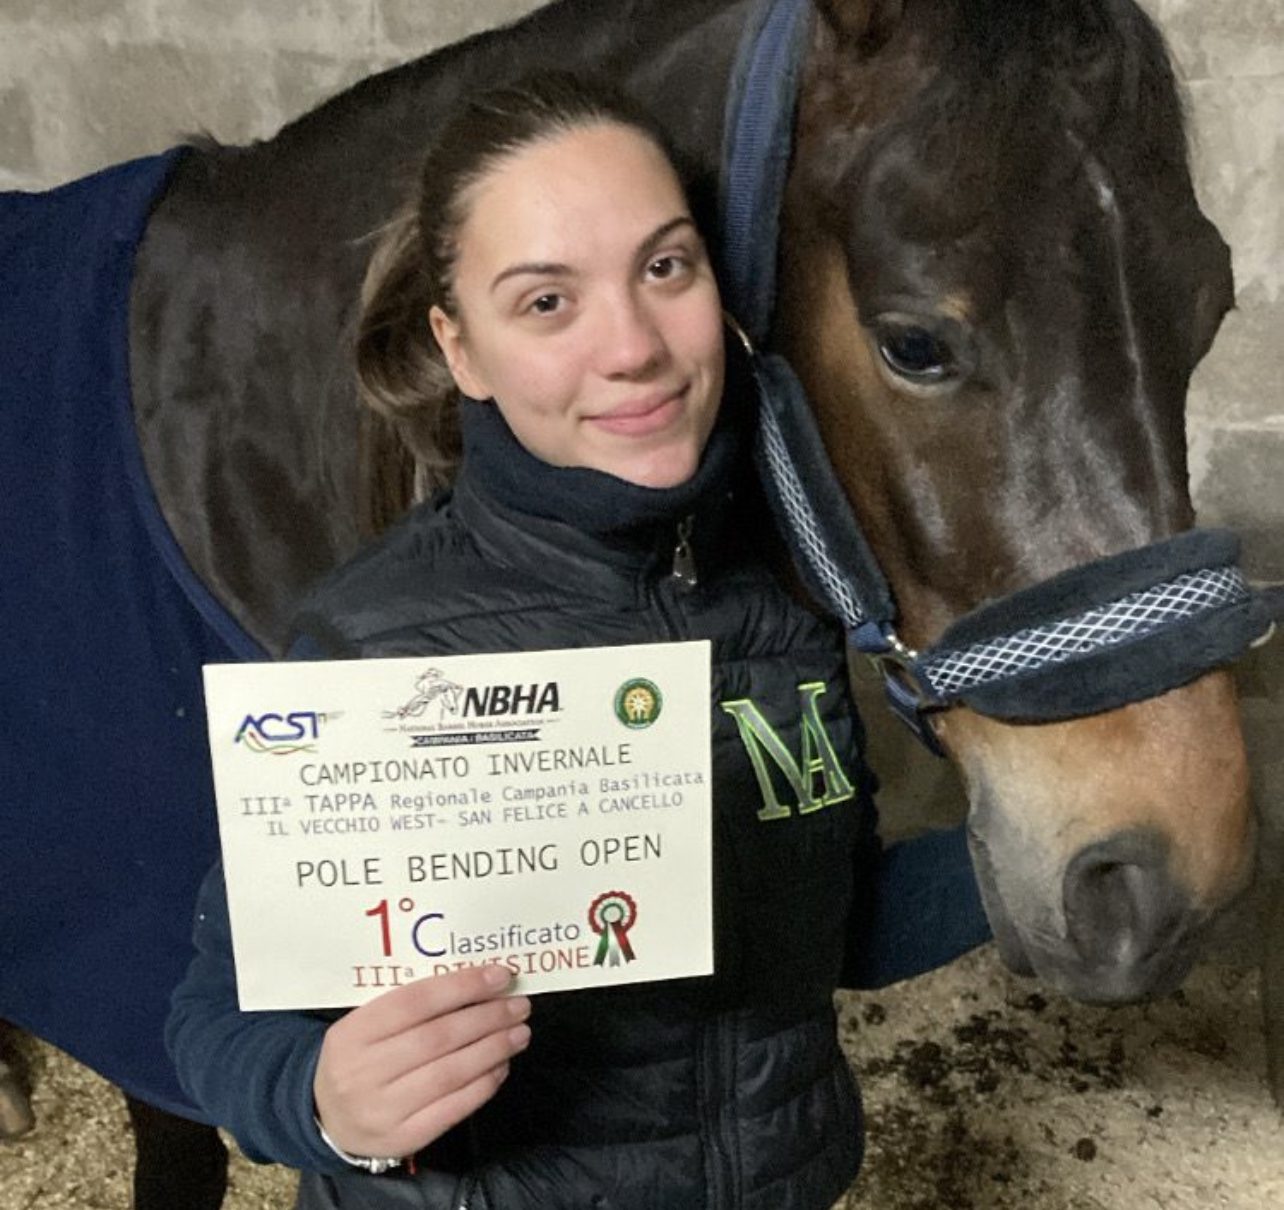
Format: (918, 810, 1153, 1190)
(748, 336, 1283, 746)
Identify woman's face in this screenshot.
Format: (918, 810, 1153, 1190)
(430, 122, 725, 489)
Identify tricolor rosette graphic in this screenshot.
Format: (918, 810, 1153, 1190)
(588, 890, 638, 967)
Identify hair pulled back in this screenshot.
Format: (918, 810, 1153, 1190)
(356, 72, 682, 521)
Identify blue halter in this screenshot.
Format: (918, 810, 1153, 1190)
(716, 0, 1282, 751)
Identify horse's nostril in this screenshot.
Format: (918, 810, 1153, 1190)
(1069, 860, 1149, 960)
(1063, 831, 1187, 969)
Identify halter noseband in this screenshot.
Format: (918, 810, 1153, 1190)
(718, 0, 1282, 752)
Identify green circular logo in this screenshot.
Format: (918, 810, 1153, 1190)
(614, 678, 662, 729)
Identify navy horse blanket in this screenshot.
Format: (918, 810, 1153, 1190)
(0, 151, 264, 1120)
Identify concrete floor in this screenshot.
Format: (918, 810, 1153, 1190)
(2, 946, 1282, 1209)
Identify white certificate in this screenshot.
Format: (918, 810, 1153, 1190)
(202, 642, 713, 1010)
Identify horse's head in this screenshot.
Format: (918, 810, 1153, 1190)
(778, 0, 1248, 1002)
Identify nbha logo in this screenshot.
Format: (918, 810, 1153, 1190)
(235, 711, 326, 755)
(385, 667, 562, 728)
(462, 683, 561, 717)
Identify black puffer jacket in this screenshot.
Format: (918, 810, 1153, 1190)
(169, 396, 987, 1209)
(302, 401, 870, 1210)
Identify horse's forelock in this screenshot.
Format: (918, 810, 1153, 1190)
(801, 0, 1192, 249)
(927, 0, 1190, 176)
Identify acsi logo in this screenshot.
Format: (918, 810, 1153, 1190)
(235, 711, 325, 755)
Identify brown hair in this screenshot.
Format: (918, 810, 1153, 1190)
(356, 72, 683, 532)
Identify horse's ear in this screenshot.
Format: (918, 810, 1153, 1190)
(813, 0, 905, 50)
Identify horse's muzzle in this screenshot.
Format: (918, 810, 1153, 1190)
(974, 818, 1253, 1005)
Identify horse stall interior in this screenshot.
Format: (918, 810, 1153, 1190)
(2, 1, 1283, 1208)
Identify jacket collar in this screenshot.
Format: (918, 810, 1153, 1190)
(449, 471, 674, 606)
(447, 373, 750, 605)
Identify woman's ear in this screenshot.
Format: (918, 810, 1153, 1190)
(429, 305, 491, 400)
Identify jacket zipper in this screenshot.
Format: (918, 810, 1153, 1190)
(645, 515, 698, 640)
(672, 515, 698, 587)
(667, 515, 736, 1205)
(698, 1016, 738, 1208)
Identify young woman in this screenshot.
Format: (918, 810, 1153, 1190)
(167, 73, 988, 1210)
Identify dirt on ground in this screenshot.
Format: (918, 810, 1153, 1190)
(1, 945, 1282, 1209)
(836, 949, 1284, 1209)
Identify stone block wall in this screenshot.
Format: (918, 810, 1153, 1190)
(1153, 0, 1284, 579)
(0, 0, 547, 191)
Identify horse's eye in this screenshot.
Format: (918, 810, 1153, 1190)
(877, 324, 957, 383)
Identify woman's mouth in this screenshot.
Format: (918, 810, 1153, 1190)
(588, 387, 686, 436)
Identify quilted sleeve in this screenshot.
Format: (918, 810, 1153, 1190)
(841, 823, 992, 989)
(165, 862, 347, 1172)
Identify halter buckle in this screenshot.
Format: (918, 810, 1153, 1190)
(849, 622, 948, 757)
(879, 669, 948, 759)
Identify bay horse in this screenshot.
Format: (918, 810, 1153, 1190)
(0, 0, 1259, 1205)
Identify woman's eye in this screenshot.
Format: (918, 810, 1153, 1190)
(647, 254, 686, 281)
(876, 325, 957, 383)
(528, 293, 563, 315)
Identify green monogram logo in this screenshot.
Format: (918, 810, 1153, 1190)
(720, 681, 855, 820)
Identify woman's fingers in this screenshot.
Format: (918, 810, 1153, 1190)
(322, 980, 530, 1095)
(380, 992, 531, 1074)
(318, 1014, 531, 1158)
(399, 1061, 516, 1151)
(314, 966, 533, 1158)
(339, 963, 516, 1045)
(389, 1019, 532, 1108)
(386, 1027, 532, 1153)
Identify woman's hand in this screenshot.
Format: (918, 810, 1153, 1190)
(313, 964, 530, 1159)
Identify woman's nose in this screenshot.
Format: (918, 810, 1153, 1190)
(599, 293, 668, 377)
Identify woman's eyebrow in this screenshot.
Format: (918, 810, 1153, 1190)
(489, 216, 699, 293)
(637, 216, 697, 260)
(490, 261, 574, 292)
